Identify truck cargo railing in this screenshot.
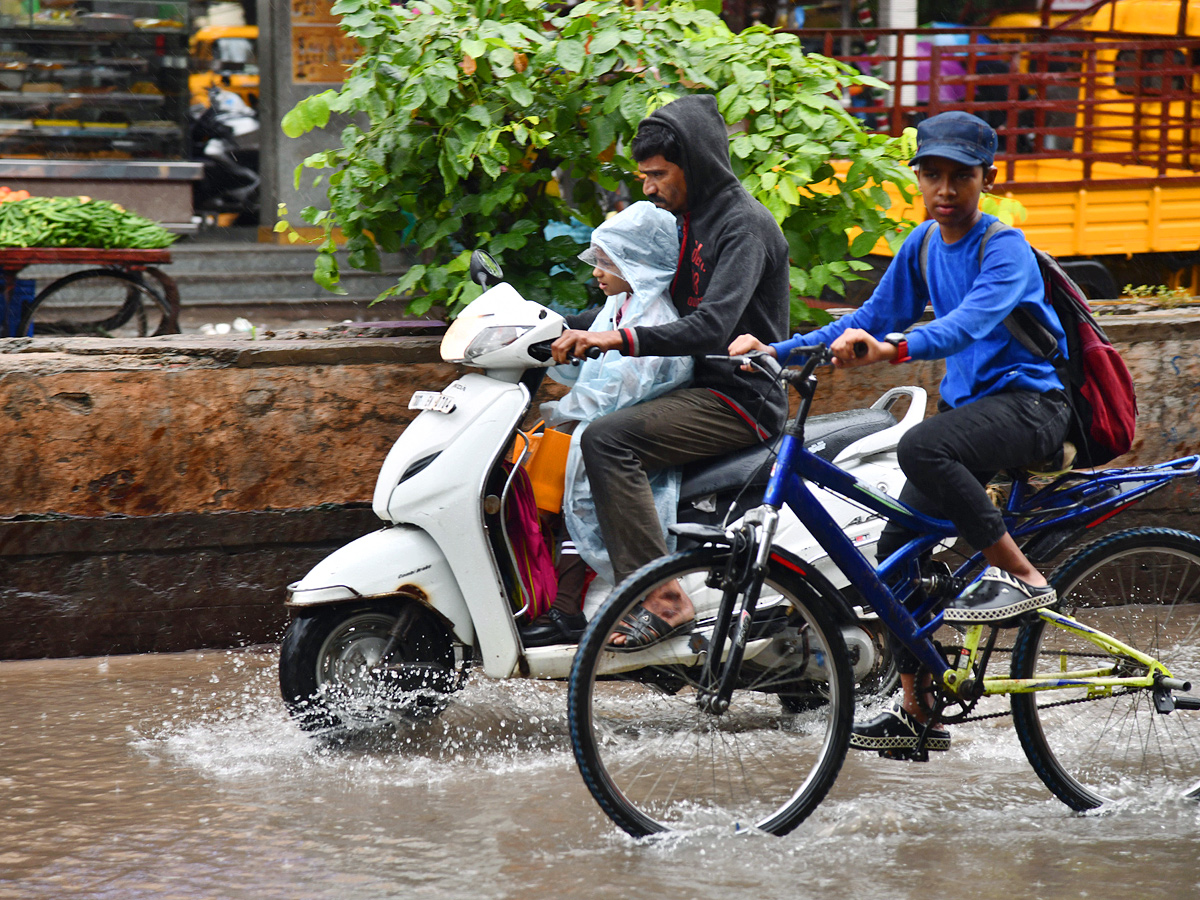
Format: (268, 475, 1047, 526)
(791, 26, 1200, 189)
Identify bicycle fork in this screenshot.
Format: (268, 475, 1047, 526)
(697, 506, 780, 715)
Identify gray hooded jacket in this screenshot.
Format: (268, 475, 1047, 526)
(627, 94, 790, 437)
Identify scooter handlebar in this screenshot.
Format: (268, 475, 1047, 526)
(526, 341, 602, 365)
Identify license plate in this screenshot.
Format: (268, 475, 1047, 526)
(408, 391, 456, 414)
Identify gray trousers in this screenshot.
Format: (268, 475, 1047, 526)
(580, 388, 760, 585)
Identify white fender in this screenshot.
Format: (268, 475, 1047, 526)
(286, 525, 474, 647)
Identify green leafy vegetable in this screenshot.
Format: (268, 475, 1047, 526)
(0, 197, 177, 250)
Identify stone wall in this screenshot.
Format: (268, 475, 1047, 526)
(2, 313, 1197, 658)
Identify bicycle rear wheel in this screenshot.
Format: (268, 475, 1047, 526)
(567, 545, 854, 836)
(1011, 528, 1200, 810)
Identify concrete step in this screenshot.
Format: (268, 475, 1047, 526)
(169, 270, 404, 304)
(13, 241, 412, 306)
(177, 296, 419, 331)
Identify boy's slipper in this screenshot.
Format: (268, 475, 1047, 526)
(943, 566, 1056, 625)
(606, 603, 694, 653)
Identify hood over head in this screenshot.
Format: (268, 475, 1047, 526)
(583, 201, 679, 310)
(638, 94, 739, 211)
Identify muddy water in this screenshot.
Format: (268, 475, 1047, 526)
(2, 649, 1198, 900)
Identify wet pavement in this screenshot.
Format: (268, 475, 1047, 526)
(2, 648, 1198, 900)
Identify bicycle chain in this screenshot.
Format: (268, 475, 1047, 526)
(956, 687, 1140, 723)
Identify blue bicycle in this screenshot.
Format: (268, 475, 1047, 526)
(567, 344, 1200, 836)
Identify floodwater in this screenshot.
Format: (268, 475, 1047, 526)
(2, 648, 1198, 900)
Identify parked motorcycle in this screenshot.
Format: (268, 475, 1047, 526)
(278, 251, 928, 731)
(189, 85, 260, 226)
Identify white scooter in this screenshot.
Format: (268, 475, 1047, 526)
(278, 251, 927, 731)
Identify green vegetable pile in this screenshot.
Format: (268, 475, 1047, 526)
(0, 196, 177, 249)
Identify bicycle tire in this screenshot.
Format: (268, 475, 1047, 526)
(567, 545, 854, 837)
(1010, 527, 1200, 810)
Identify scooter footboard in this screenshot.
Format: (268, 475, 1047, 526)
(286, 524, 475, 646)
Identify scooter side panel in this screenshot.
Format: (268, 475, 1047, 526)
(380, 374, 529, 680)
(286, 525, 475, 646)
(373, 373, 525, 520)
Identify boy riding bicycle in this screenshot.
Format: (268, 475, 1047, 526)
(731, 111, 1071, 754)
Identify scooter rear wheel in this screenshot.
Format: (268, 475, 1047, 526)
(279, 599, 455, 732)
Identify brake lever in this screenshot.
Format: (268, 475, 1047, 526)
(708, 351, 783, 378)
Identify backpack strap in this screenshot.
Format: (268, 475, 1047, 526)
(1005, 306, 1061, 361)
(916, 219, 1060, 363)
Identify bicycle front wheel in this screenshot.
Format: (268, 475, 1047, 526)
(567, 545, 854, 837)
(1011, 528, 1200, 810)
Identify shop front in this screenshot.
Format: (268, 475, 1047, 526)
(0, 0, 201, 229)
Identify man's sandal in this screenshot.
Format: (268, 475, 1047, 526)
(607, 603, 694, 653)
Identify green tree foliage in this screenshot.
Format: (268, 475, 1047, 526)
(283, 0, 916, 322)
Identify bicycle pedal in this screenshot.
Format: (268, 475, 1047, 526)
(878, 747, 930, 763)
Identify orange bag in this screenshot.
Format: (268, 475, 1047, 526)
(510, 424, 571, 514)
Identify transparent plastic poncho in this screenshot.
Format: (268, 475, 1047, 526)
(540, 201, 693, 587)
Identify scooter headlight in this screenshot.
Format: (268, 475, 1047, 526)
(461, 325, 533, 362)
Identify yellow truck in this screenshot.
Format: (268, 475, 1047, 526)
(803, 0, 1200, 299)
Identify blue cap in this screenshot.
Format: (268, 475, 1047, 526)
(910, 111, 998, 168)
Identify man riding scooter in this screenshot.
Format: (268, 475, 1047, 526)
(549, 94, 790, 651)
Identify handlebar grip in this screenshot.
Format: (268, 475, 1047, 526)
(527, 340, 554, 361)
(853, 341, 868, 358)
(585, 346, 603, 359)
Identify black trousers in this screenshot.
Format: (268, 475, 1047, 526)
(877, 389, 1071, 675)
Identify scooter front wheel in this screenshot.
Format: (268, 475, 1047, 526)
(567, 546, 854, 837)
(279, 599, 456, 732)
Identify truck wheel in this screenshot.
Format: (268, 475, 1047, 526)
(1058, 259, 1120, 300)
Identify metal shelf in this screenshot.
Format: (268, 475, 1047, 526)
(0, 90, 165, 105)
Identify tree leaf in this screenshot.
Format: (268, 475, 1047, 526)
(509, 81, 534, 107)
(461, 39, 487, 59)
(589, 29, 622, 55)
(619, 85, 646, 129)
(850, 229, 879, 257)
(557, 40, 585, 73)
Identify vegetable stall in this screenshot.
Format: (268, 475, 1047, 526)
(0, 191, 181, 337)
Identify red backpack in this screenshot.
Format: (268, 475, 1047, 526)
(919, 223, 1138, 467)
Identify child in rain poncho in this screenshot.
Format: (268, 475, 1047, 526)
(521, 201, 693, 646)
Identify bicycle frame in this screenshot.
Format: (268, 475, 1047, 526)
(757, 348, 1200, 701)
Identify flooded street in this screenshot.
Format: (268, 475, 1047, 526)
(2, 648, 1198, 900)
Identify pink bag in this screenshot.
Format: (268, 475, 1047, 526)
(503, 462, 557, 621)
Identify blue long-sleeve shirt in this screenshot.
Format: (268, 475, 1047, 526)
(773, 215, 1066, 408)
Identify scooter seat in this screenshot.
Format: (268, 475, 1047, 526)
(679, 407, 898, 503)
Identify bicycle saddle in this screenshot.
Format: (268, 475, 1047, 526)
(679, 407, 898, 503)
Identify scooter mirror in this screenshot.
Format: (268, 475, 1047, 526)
(469, 250, 504, 288)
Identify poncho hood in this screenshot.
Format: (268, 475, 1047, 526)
(586, 201, 679, 313)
